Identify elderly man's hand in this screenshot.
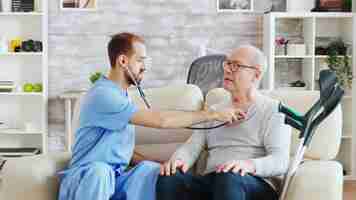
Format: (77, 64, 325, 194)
(216, 160, 256, 176)
(160, 159, 189, 176)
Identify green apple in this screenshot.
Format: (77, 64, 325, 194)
(33, 83, 43, 92)
(23, 83, 34, 92)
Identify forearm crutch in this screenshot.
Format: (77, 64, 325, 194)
(278, 69, 345, 200)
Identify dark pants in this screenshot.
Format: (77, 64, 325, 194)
(156, 172, 278, 200)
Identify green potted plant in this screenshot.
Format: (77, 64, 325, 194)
(344, 0, 352, 12)
(326, 39, 353, 92)
(89, 71, 103, 84)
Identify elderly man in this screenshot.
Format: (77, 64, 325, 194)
(156, 45, 291, 200)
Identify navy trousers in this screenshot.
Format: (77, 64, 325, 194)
(156, 171, 278, 200)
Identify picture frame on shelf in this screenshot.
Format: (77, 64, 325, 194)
(312, 0, 345, 12)
(217, 0, 253, 13)
(60, 0, 97, 11)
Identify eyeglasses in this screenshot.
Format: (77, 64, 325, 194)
(223, 59, 258, 73)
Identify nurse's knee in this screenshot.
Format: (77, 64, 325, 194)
(138, 160, 161, 170)
(86, 162, 113, 178)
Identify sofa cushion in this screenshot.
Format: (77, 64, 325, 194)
(0, 153, 71, 200)
(285, 161, 343, 200)
(206, 88, 343, 161)
(135, 143, 183, 162)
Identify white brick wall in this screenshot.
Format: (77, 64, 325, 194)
(47, 0, 285, 151)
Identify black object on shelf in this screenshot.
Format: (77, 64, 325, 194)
(315, 46, 328, 55)
(21, 40, 42, 52)
(12, 0, 34, 12)
(0, 159, 6, 171)
(14, 46, 21, 52)
(289, 80, 306, 87)
(0, 147, 40, 157)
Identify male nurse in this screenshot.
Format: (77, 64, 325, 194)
(58, 32, 244, 200)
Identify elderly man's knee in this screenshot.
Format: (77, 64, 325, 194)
(157, 172, 187, 193)
(214, 172, 245, 188)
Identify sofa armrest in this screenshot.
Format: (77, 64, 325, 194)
(285, 160, 343, 200)
(0, 153, 70, 200)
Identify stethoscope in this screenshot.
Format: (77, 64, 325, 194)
(124, 65, 229, 130)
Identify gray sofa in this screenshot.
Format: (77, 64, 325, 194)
(0, 85, 343, 200)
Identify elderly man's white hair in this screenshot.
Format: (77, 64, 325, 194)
(234, 45, 267, 87)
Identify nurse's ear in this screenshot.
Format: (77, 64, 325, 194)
(117, 54, 128, 68)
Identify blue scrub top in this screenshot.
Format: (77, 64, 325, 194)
(67, 76, 138, 175)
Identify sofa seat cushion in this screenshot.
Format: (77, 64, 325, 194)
(135, 143, 183, 162)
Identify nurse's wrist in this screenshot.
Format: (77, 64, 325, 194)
(201, 110, 217, 121)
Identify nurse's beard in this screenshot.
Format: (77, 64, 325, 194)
(125, 70, 141, 86)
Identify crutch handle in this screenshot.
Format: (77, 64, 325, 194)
(278, 103, 304, 123)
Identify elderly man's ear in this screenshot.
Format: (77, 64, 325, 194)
(254, 65, 262, 81)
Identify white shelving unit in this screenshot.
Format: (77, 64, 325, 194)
(0, 0, 48, 155)
(263, 12, 355, 180)
(352, 4, 356, 182)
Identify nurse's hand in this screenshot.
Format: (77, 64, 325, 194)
(212, 108, 246, 124)
(160, 159, 189, 176)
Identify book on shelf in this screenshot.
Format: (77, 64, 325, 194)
(0, 81, 14, 85)
(0, 81, 15, 92)
(0, 122, 8, 129)
(0, 147, 40, 157)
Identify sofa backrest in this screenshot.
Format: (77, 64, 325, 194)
(72, 84, 204, 147)
(205, 88, 343, 161)
(129, 84, 204, 145)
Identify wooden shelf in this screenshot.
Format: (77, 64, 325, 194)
(343, 95, 352, 100)
(0, 129, 42, 135)
(275, 55, 313, 59)
(0, 92, 42, 96)
(0, 12, 43, 16)
(0, 52, 43, 56)
(315, 55, 352, 59)
(270, 12, 354, 19)
(342, 135, 353, 139)
(344, 175, 356, 181)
